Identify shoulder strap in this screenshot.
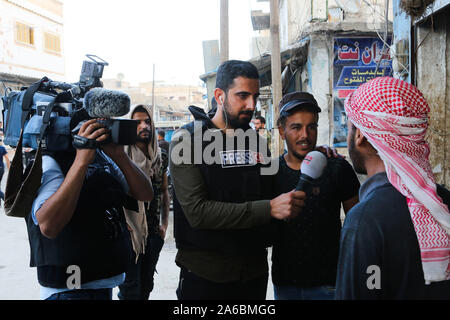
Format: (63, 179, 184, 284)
(39, 90, 72, 145)
(21, 77, 49, 129)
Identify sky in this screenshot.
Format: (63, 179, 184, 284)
(63, 0, 269, 87)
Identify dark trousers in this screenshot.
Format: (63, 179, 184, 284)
(0, 166, 4, 200)
(46, 288, 112, 300)
(176, 266, 268, 300)
(118, 233, 164, 300)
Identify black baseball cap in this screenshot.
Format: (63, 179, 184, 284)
(279, 92, 321, 114)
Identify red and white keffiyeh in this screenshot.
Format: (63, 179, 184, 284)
(345, 76, 450, 284)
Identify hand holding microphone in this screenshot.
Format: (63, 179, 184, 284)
(270, 151, 327, 221)
(270, 190, 306, 220)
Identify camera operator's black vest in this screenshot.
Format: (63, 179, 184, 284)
(173, 106, 274, 255)
(26, 151, 132, 288)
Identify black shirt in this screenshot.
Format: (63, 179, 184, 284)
(271, 154, 360, 287)
(158, 139, 170, 155)
(335, 172, 450, 299)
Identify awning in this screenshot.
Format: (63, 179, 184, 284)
(0, 72, 39, 90)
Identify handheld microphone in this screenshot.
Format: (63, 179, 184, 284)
(296, 151, 327, 191)
(83, 88, 130, 118)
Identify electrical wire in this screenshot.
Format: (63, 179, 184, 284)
(375, 0, 390, 75)
(361, 0, 410, 78)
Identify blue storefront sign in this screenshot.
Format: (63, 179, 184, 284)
(332, 37, 393, 147)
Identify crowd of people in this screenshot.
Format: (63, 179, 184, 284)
(15, 59, 449, 300)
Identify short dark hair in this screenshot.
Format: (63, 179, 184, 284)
(158, 130, 165, 138)
(216, 60, 259, 93)
(255, 116, 266, 124)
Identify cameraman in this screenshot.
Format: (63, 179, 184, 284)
(27, 119, 153, 300)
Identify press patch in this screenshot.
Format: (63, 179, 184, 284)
(219, 150, 264, 168)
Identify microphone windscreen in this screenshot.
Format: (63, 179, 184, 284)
(84, 88, 130, 118)
(300, 151, 327, 179)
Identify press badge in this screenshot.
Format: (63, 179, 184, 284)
(219, 150, 264, 168)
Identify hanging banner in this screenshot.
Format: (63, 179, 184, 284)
(332, 37, 393, 147)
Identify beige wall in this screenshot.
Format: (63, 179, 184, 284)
(416, 14, 449, 187)
(0, 0, 65, 80)
(27, 0, 63, 17)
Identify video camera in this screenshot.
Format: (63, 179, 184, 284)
(1, 54, 137, 152)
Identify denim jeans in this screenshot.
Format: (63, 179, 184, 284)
(118, 233, 164, 300)
(274, 284, 336, 300)
(46, 288, 112, 300)
(0, 166, 4, 200)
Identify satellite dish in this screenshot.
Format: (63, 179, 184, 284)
(335, 0, 362, 14)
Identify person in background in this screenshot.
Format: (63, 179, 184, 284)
(119, 105, 170, 300)
(157, 130, 170, 155)
(0, 139, 10, 203)
(253, 116, 272, 149)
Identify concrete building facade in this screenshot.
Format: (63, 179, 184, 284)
(0, 0, 65, 91)
(391, 0, 449, 187)
(248, 0, 393, 150)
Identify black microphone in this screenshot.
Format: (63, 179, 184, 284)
(296, 151, 327, 191)
(83, 88, 130, 118)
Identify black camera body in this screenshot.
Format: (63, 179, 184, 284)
(2, 54, 136, 152)
(71, 118, 137, 149)
(99, 119, 137, 145)
(79, 54, 108, 94)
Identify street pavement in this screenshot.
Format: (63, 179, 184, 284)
(0, 168, 274, 300)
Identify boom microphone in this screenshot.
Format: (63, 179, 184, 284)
(296, 151, 327, 192)
(83, 87, 131, 118)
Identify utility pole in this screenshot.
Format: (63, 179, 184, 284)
(220, 0, 229, 63)
(152, 64, 156, 121)
(270, 0, 283, 155)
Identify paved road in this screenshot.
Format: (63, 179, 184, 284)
(0, 170, 274, 300)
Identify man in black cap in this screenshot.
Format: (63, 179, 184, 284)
(271, 91, 360, 300)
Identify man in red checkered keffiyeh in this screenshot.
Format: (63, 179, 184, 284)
(344, 76, 450, 286)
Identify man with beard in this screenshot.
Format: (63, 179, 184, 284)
(336, 77, 450, 299)
(170, 60, 306, 300)
(271, 91, 360, 300)
(118, 105, 170, 300)
(253, 116, 272, 152)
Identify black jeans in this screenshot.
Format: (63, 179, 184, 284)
(176, 266, 268, 300)
(118, 233, 164, 300)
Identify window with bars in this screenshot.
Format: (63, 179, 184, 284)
(15, 22, 34, 46)
(44, 32, 61, 54)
